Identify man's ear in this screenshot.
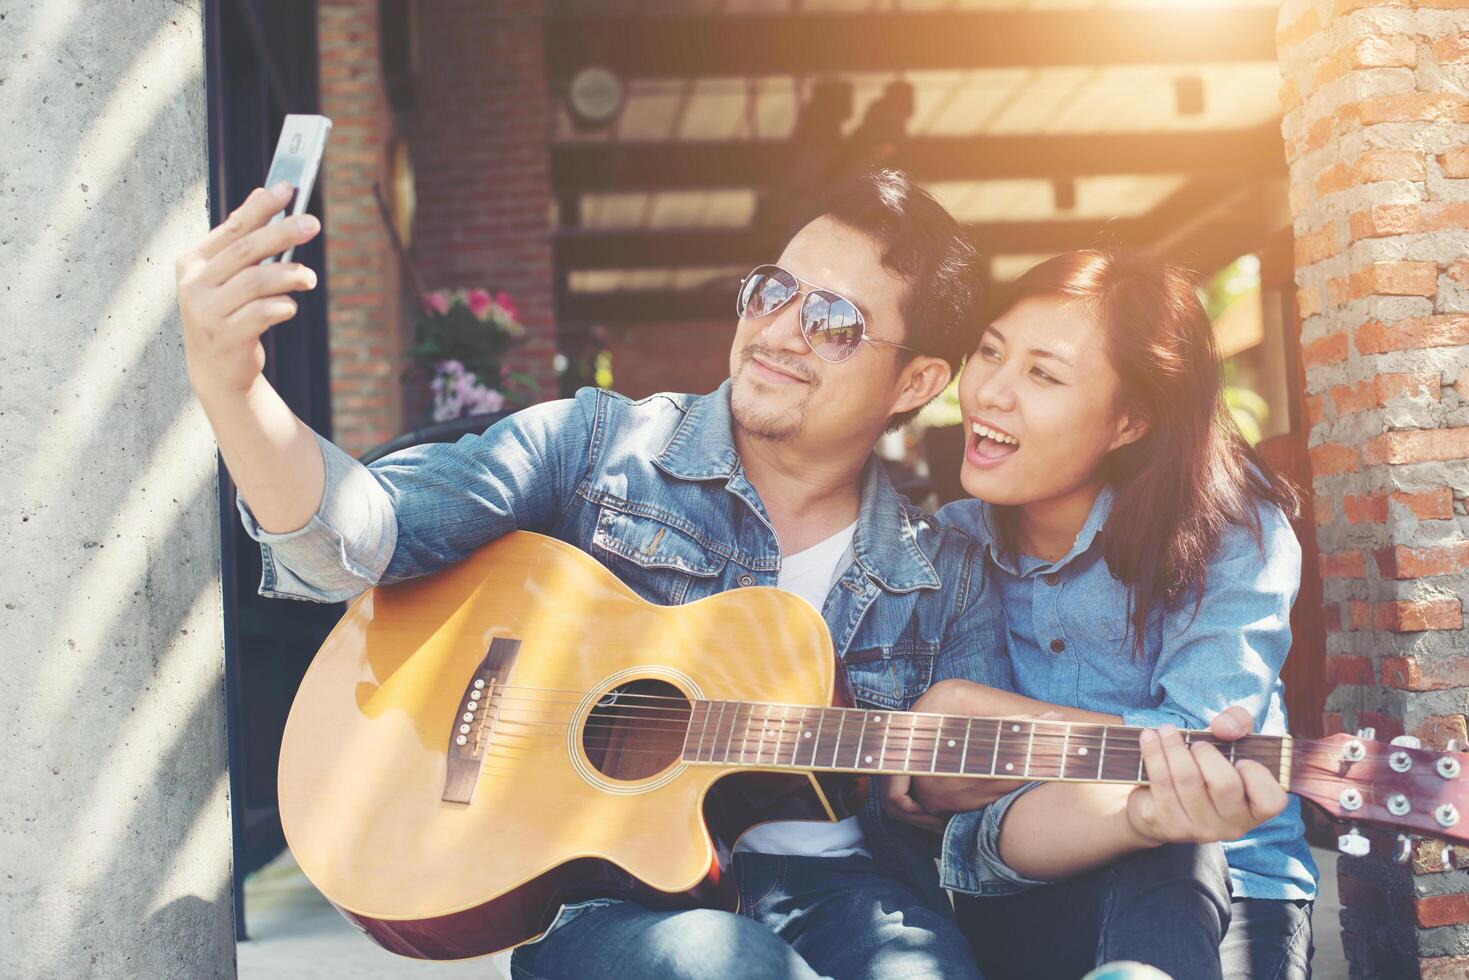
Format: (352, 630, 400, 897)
(1109, 412, 1149, 452)
(891, 356, 952, 417)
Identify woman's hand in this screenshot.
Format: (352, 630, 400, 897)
(1125, 706, 1288, 846)
(879, 680, 1048, 830)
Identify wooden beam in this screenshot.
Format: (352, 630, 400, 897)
(546, 9, 1277, 77)
(559, 177, 1273, 324)
(551, 127, 1286, 191)
(556, 218, 1148, 272)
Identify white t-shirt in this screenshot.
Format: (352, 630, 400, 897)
(734, 521, 871, 859)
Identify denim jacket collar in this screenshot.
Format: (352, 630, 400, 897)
(968, 484, 1115, 578)
(653, 382, 939, 595)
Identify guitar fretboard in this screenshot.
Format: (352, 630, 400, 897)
(679, 701, 1288, 785)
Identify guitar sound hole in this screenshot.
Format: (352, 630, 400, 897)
(583, 679, 691, 781)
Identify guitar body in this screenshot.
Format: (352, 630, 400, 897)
(278, 531, 843, 959)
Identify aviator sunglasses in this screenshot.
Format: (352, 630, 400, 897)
(735, 264, 916, 364)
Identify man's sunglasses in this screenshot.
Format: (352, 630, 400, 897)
(735, 264, 915, 364)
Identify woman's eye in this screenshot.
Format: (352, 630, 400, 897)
(978, 344, 1000, 361)
(1031, 367, 1058, 384)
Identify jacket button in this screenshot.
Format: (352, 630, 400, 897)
(738, 574, 756, 587)
(1049, 638, 1066, 653)
(1043, 572, 1060, 586)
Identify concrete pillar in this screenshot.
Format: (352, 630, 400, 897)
(1278, 0, 1469, 975)
(0, 3, 235, 977)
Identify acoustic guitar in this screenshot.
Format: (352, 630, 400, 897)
(278, 531, 1469, 960)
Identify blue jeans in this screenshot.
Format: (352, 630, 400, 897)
(510, 854, 980, 980)
(954, 843, 1313, 980)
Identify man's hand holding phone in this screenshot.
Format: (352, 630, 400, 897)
(175, 182, 321, 404)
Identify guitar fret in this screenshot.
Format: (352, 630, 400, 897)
(702, 701, 720, 762)
(852, 711, 870, 769)
(792, 706, 808, 767)
(878, 713, 891, 770)
(960, 717, 973, 775)
(710, 701, 729, 763)
(1060, 724, 1070, 780)
(1023, 722, 1036, 777)
(754, 706, 768, 766)
(723, 703, 739, 765)
(903, 714, 916, 773)
(739, 703, 758, 766)
(681, 701, 707, 761)
(803, 707, 820, 768)
(774, 705, 789, 765)
(831, 710, 848, 768)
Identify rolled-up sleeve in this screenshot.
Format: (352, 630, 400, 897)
(237, 390, 600, 603)
(940, 782, 1053, 895)
(1120, 508, 1301, 735)
(237, 431, 399, 602)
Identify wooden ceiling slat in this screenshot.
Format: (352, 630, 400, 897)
(545, 9, 1278, 77)
(557, 218, 1150, 271)
(557, 178, 1265, 323)
(551, 127, 1285, 190)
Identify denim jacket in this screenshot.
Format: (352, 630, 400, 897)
(237, 383, 1019, 910)
(937, 491, 1319, 902)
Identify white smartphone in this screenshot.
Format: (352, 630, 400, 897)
(259, 113, 332, 265)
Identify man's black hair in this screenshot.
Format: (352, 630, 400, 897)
(797, 169, 984, 427)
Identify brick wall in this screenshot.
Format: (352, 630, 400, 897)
(1278, 1, 1469, 975)
(603, 319, 734, 401)
(407, 1, 558, 406)
(318, 0, 404, 456)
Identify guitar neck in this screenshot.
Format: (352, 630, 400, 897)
(680, 700, 1290, 787)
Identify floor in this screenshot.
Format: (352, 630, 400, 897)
(238, 848, 1348, 979)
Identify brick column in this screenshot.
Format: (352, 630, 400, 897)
(319, 0, 404, 456)
(1278, 2, 1469, 975)
(410, 1, 558, 402)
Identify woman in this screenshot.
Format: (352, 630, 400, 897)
(886, 249, 1317, 979)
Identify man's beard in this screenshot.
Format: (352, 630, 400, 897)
(730, 345, 818, 444)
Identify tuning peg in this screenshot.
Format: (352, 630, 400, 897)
(1391, 735, 1422, 749)
(1444, 846, 1456, 871)
(1395, 834, 1413, 864)
(1338, 826, 1371, 857)
(1356, 727, 1377, 741)
(1448, 739, 1461, 753)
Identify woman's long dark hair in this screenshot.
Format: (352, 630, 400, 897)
(984, 249, 1299, 658)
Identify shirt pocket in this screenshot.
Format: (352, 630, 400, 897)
(590, 503, 726, 606)
(842, 640, 938, 710)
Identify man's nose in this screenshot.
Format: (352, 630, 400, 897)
(761, 299, 810, 354)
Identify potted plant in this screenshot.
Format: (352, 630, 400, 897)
(407, 288, 534, 422)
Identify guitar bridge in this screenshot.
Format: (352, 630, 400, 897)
(442, 637, 521, 804)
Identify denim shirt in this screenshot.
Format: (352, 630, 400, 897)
(937, 490, 1319, 902)
(236, 383, 1018, 909)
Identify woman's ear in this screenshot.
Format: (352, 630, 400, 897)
(892, 356, 952, 416)
(1109, 412, 1149, 452)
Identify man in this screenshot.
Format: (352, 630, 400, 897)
(176, 170, 1275, 979)
(181, 170, 1007, 978)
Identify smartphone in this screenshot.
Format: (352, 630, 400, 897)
(259, 113, 332, 265)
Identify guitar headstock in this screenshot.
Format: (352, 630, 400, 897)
(1291, 732, 1468, 844)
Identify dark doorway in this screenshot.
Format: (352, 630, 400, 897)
(203, 0, 338, 941)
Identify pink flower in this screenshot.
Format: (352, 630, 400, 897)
(493, 290, 520, 323)
(467, 289, 493, 320)
(422, 291, 450, 315)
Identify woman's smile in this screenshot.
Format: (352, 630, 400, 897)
(966, 417, 1021, 468)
